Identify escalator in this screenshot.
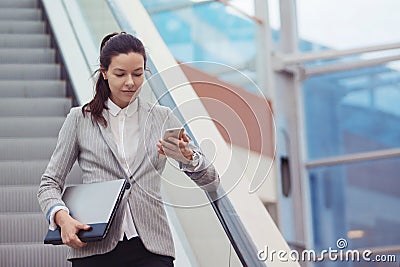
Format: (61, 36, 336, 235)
(0, 0, 81, 266)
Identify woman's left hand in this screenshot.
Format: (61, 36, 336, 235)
(157, 132, 194, 164)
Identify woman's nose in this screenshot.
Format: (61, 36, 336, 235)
(125, 75, 134, 86)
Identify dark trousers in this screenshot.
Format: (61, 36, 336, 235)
(71, 237, 174, 267)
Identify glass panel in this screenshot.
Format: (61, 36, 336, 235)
(296, 0, 400, 51)
(309, 157, 400, 253)
(141, 0, 221, 14)
(141, 0, 259, 92)
(303, 62, 400, 159)
(74, 0, 119, 46)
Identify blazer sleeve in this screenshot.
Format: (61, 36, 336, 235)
(37, 108, 80, 221)
(165, 108, 220, 192)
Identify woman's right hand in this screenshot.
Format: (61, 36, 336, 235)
(54, 209, 91, 248)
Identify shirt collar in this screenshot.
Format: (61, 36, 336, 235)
(107, 98, 139, 117)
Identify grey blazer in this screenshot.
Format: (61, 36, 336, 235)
(37, 97, 219, 260)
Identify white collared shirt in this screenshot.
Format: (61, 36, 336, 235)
(107, 98, 139, 240)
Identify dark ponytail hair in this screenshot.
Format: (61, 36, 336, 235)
(82, 32, 147, 127)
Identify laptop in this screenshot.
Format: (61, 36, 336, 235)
(44, 179, 129, 245)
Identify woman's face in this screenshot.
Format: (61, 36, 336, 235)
(103, 52, 145, 109)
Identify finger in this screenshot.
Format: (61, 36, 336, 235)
(156, 142, 163, 150)
(162, 146, 182, 160)
(156, 141, 166, 154)
(74, 236, 87, 248)
(63, 233, 84, 248)
(82, 224, 92, 231)
(164, 144, 190, 159)
(71, 227, 89, 248)
(162, 138, 187, 152)
(161, 139, 178, 150)
(178, 140, 189, 150)
(166, 137, 180, 146)
(182, 133, 190, 142)
(163, 144, 186, 159)
(75, 222, 91, 231)
(70, 237, 87, 248)
(162, 145, 177, 154)
(69, 224, 90, 248)
(168, 138, 189, 151)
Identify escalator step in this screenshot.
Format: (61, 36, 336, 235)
(0, 49, 55, 64)
(0, 98, 71, 116)
(0, 138, 57, 161)
(0, 186, 42, 212)
(0, 244, 69, 267)
(0, 117, 65, 138)
(0, 64, 60, 80)
(0, 8, 41, 20)
(0, 80, 66, 98)
(0, 21, 45, 34)
(0, 213, 47, 243)
(0, 34, 50, 48)
(0, 0, 38, 8)
(0, 161, 82, 186)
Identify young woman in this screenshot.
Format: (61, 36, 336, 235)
(38, 32, 219, 267)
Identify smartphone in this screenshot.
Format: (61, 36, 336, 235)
(163, 128, 184, 143)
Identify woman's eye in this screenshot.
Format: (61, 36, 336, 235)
(115, 74, 124, 77)
(134, 73, 143, 77)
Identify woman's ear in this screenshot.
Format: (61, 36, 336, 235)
(101, 71, 107, 80)
(100, 65, 107, 80)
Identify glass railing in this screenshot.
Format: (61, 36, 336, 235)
(309, 157, 400, 252)
(303, 62, 400, 160)
(302, 61, 400, 255)
(57, 0, 268, 266)
(140, 0, 259, 93)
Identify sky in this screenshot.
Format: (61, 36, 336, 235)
(230, 0, 400, 50)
